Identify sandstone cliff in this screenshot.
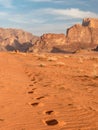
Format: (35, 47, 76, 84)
(66, 18, 98, 47)
(29, 33, 66, 52)
(31, 18, 98, 53)
(82, 18, 98, 28)
(0, 28, 39, 52)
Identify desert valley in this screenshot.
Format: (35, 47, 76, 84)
(0, 18, 98, 130)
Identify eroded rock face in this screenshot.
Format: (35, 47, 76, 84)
(32, 18, 98, 53)
(82, 18, 98, 28)
(0, 28, 39, 52)
(41, 33, 66, 45)
(30, 33, 66, 52)
(66, 24, 92, 45)
(66, 20, 98, 48)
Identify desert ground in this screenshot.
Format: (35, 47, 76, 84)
(0, 51, 98, 130)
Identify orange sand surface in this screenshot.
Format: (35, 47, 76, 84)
(0, 52, 98, 130)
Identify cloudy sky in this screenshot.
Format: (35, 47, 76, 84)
(0, 0, 98, 35)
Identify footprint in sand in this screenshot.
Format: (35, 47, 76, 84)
(33, 81, 37, 84)
(30, 102, 45, 107)
(30, 77, 38, 84)
(31, 102, 39, 106)
(43, 117, 66, 127)
(44, 119, 58, 126)
(45, 110, 54, 115)
(29, 80, 37, 86)
(29, 84, 34, 87)
(25, 70, 33, 78)
(28, 91, 34, 94)
(30, 77, 36, 82)
(32, 88, 37, 90)
(0, 119, 4, 121)
(36, 94, 48, 100)
(27, 73, 32, 77)
(36, 96, 45, 100)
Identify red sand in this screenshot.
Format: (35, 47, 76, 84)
(0, 52, 98, 130)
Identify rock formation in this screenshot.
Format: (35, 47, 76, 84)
(0, 28, 39, 52)
(31, 18, 98, 53)
(29, 33, 66, 52)
(66, 18, 98, 47)
(0, 18, 98, 53)
(82, 18, 98, 28)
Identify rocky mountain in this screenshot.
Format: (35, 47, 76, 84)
(0, 18, 98, 53)
(29, 33, 66, 53)
(0, 28, 39, 52)
(31, 18, 98, 53)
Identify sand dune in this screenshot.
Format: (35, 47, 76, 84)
(0, 52, 98, 130)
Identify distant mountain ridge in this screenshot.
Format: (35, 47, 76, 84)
(0, 28, 39, 52)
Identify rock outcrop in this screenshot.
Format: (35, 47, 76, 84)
(31, 18, 98, 53)
(66, 18, 98, 47)
(29, 33, 66, 52)
(82, 18, 98, 28)
(0, 28, 39, 52)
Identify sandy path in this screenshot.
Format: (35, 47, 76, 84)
(0, 53, 40, 130)
(0, 52, 98, 130)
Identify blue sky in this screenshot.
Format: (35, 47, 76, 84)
(0, 0, 98, 36)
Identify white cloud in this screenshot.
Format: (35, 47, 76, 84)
(38, 8, 98, 19)
(0, 12, 8, 16)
